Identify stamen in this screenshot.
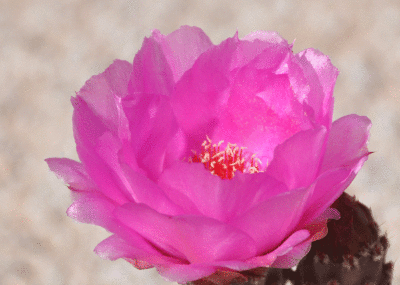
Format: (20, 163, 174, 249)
(188, 136, 262, 179)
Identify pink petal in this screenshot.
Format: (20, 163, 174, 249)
(128, 35, 174, 96)
(72, 93, 132, 204)
(321, 114, 371, 172)
(230, 30, 290, 71)
(301, 207, 341, 244)
(266, 127, 327, 190)
(273, 208, 339, 268)
(118, 161, 184, 216)
(157, 162, 208, 217)
(297, 115, 371, 225)
(113, 203, 256, 265)
(158, 161, 289, 221)
(94, 233, 181, 268)
(241, 30, 288, 44)
(271, 230, 310, 257)
(121, 93, 181, 181)
(66, 192, 119, 232)
(271, 233, 312, 268)
(95, 131, 139, 201)
(157, 263, 218, 284)
(158, 162, 227, 219)
(229, 187, 312, 254)
(45, 157, 101, 204)
(299, 159, 367, 227)
(154, 26, 213, 83)
(241, 230, 310, 269)
(170, 34, 239, 150)
(76, 60, 132, 137)
(290, 48, 339, 128)
(45, 157, 95, 191)
(213, 68, 311, 165)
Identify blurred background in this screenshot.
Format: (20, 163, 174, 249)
(1, 0, 399, 284)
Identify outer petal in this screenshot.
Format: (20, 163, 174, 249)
(94, 233, 182, 269)
(265, 126, 327, 189)
(300, 155, 368, 227)
(128, 35, 174, 96)
(271, 237, 312, 268)
(157, 263, 218, 284)
(321, 114, 371, 172)
(241, 30, 288, 44)
(76, 60, 132, 137)
(72, 96, 130, 204)
(66, 191, 119, 232)
(229, 186, 313, 254)
(113, 203, 257, 265)
(297, 114, 371, 225)
(45, 157, 101, 204)
(71, 61, 137, 204)
(289, 48, 339, 128)
(45, 158, 95, 191)
(230, 30, 290, 72)
(154, 26, 214, 83)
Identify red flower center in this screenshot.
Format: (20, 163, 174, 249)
(189, 136, 261, 179)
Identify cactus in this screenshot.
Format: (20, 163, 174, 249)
(295, 192, 393, 285)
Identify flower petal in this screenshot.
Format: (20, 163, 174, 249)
(118, 161, 184, 216)
(121, 93, 181, 180)
(72, 96, 130, 204)
(321, 114, 371, 172)
(94, 233, 181, 268)
(231, 30, 290, 71)
(113, 203, 257, 265)
(300, 157, 368, 227)
(45, 157, 95, 191)
(95, 131, 183, 216)
(290, 48, 339, 128)
(241, 30, 288, 44)
(155, 26, 213, 83)
(158, 162, 289, 221)
(128, 35, 174, 96)
(229, 186, 312, 254)
(171, 34, 239, 152)
(266, 126, 327, 189)
(66, 191, 118, 232)
(76, 59, 132, 137)
(157, 263, 218, 284)
(271, 232, 312, 268)
(213, 68, 310, 165)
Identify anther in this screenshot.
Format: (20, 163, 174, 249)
(188, 136, 262, 179)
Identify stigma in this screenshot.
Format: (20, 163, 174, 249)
(189, 135, 262, 179)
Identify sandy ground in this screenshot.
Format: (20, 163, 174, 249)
(1, 0, 399, 284)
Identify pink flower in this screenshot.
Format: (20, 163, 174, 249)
(45, 26, 371, 284)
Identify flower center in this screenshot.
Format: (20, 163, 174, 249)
(189, 135, 261, 179)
